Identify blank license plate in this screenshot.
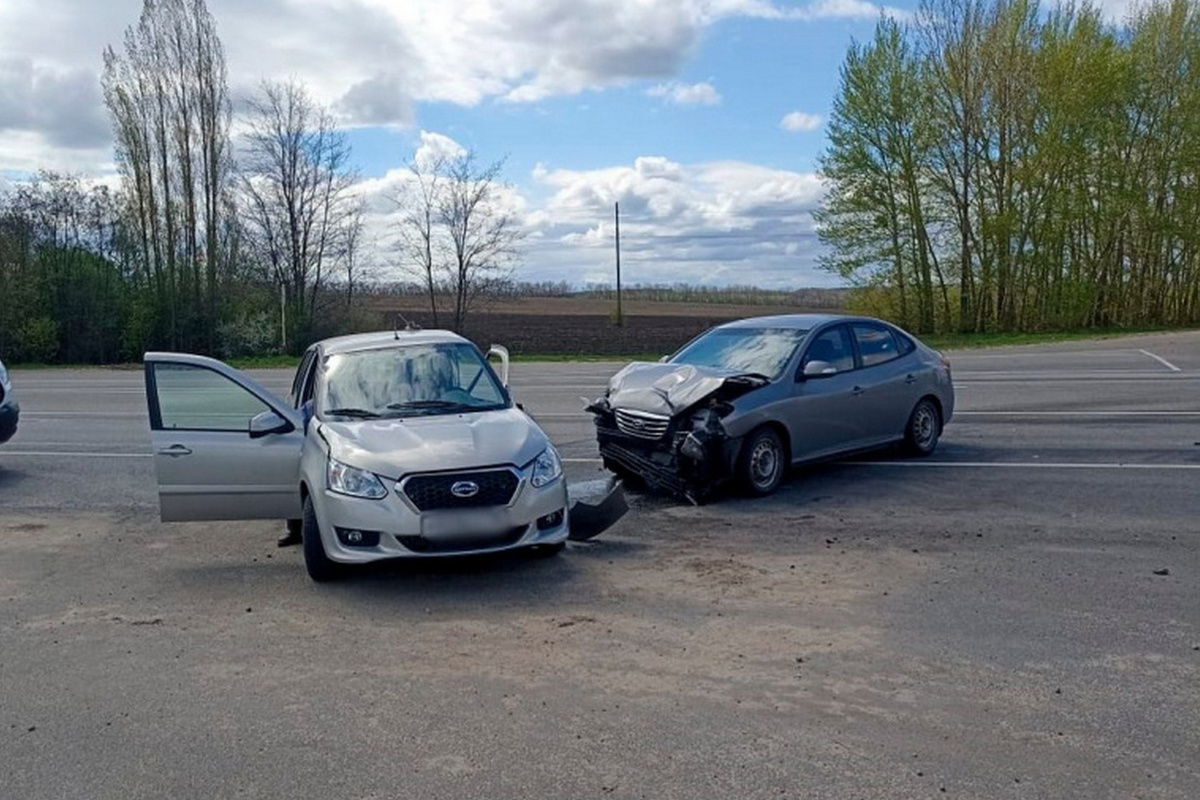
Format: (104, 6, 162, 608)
(420, 508, 507, 540)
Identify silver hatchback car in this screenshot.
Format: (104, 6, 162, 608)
(588, 314, 955, 502)
(145, 330, 570, 580)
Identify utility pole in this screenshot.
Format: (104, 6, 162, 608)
(280, 283, 287, 353)
(614, 201, 624, 327)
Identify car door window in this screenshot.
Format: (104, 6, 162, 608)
(852, 324, 901, 368)
(801, 326, 855, 374)
(153, 363, 272, 432)
(290, 350, 315, 407)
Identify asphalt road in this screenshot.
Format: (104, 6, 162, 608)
(2, 331, 1198, 798)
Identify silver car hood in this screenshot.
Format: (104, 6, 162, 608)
(606, 362, 770, 416)
(319, 407, 548, 479)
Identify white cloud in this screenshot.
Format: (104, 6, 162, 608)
(345, 139, 834, 288)
(520, 154, 832, 287)
(648, 81, 722, 106)
(780, 110, 823, 133)
(413, 131, 468, 171)
(0, 0, 895, 174)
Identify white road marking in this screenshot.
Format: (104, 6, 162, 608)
(22, 412, 144, 418)
(956, 377, 1200, 386)
(953, 370, 1181, 378)
(1138, 349, 1182, 372)
(955, 411, 1200, 417)
(562, 457, 1200, 470)
(3, 451, 152, 458)
(947, 349, 1144, 360)
(846, 461, 1200, 470)
(538, 410, 1200, 419)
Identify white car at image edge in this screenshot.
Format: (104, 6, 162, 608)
(0, 357, 18, 445)
(144, 330, 571, 581)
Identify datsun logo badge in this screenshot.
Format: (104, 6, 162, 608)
(450, 481, 480, 499)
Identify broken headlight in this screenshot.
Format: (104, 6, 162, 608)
(531, 446, 563, 488)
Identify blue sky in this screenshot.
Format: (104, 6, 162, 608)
(343, 10, 870, 183)
(0, 0, 1132, 288)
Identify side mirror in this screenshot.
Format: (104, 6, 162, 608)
(658, 355, 670, 364)
(487, 344, 510, 387)
(799, 360, 838, 380)
(249, 410, 294, 439)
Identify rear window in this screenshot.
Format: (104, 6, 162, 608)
(852, 324, 901, 368)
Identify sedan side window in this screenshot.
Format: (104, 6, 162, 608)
(153, 363, 271, 432)
(853, 324, 901, 368)
(801, 327, 856, 374)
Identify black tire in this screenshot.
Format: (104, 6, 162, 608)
(301, 495, 342, 582)
(738, 427, 786, 497)
(903, 398, 941, 457)
(529, 541, 566, 558)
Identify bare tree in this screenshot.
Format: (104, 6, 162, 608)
(438, 152, 523, 331)
(240, 80, 359, 348)
(339, 198, 367, 307)
(102, 0, 232, 350)
(392, 155, 447, 326)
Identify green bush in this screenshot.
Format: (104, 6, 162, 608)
(15, 316, 59, 363)
(216, 312, 280, 359)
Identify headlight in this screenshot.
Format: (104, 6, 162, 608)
(327, 458, 388, 499)
(530, 446, 563, 488)
(0, 362, 8, 390)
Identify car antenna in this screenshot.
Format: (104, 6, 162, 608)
(393, 312, 421, 339)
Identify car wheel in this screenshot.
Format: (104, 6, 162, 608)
(529, 541, 566, 558)
(903, 398, 941, 457)
(739, 427, 785, 497)
(301, 495, 342, 582)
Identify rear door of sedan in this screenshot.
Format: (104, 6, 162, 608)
(144, 353, 305, 522)
(848, 323, 921, 443)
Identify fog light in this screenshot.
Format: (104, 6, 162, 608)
(335, 527, 380, 548)
(537, 509, 565, 530)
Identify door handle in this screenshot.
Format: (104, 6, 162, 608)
(905, 374, 917, 384)
(851, 386, 866, 396)
(157, 444, 193, 457)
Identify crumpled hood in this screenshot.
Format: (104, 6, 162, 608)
(318, 407, 548, 479)
(605, 362, 770, 416)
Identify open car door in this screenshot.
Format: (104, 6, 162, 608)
(144, 353, 304, 522)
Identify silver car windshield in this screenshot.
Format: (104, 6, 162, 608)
(318, 343, 509, 419)
(671, 327, 809, 380)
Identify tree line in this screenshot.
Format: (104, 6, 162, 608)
(0, 0, 518, 364)
(818, 0, 1200, 334)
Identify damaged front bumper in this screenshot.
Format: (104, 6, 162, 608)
(588, 398, 739, 504)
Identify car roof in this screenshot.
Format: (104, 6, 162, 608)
(715, 313, 863, 330)
(315, 329, 471, 356)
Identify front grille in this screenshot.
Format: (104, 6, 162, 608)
(402, 469, 520, 511)
(614, 408, 670, 440)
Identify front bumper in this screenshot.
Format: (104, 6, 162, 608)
(311, 472, 570, 564)
(0, 399, 18, 444)
(591, 404, 737, 504)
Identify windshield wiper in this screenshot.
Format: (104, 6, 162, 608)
(325, 407, 383, 419)
(387, 399, 492, 414)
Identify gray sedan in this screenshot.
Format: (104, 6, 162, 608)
(587, 314, 954, 502)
